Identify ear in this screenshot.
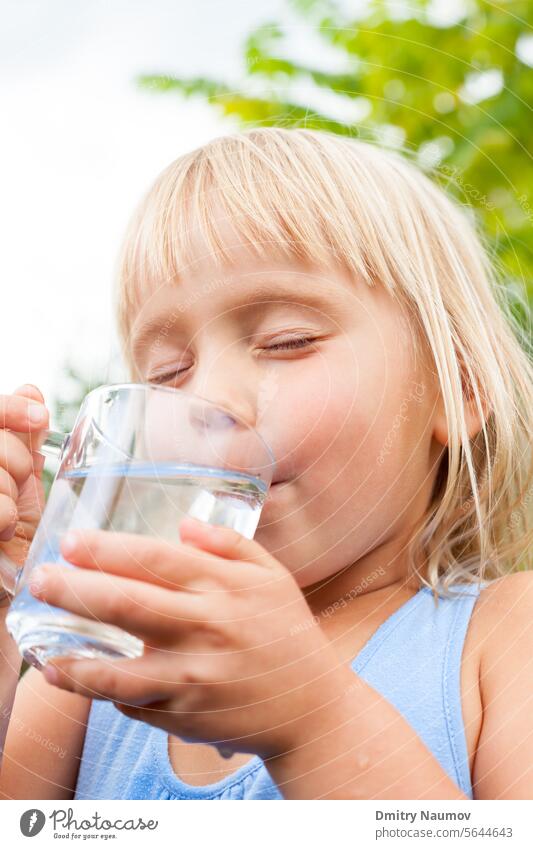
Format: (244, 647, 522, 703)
(432, 363, 490, 448)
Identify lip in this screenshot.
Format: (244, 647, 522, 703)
(267, 479, 288, 496)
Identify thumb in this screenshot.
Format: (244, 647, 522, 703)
(179, 516, 270, 566)
(13, 383, 45, 405)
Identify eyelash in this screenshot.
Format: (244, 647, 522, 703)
(265, 335, 316, 351)
(149, 336, 317, 383)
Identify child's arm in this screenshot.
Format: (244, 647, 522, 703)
(268, 573, 533, 800)
(264, 670, 469, 799)
(31, 520, 474, 800)
(469, 571, 532, 799)
(0, 385, 49, 766)
(0, 386, 90, 800)
(0, 620, 91, 799)
(272, 571, 533, 802)
(274, 690, 469, 799)
(0, 604, 24, 761)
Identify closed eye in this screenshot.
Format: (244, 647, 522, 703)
(148, 336, 318, 384)
(148, 365, 190, 384)
(264, 336, 317, 351)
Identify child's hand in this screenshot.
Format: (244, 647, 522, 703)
(0, 385, 48, 567)
(30, 517, 349, 758)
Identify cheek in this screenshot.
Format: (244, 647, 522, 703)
(278, 335, 424, 503)
(273, 348, 386, 484)
(266, 351, 360, 479)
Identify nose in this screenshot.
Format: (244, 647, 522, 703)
(188, 388, 258, 436)
(187, 349, 259, 432)
(188, 400, 238, 434)
(182, 342, 277, 482)
(187, 387, 275, 482)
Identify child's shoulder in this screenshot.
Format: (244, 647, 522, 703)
(470, 570, 532, 671)
(467, 571, 533, 798)
(474, 569, 532, 616)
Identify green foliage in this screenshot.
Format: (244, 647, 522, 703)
(137, 0, 533, 327)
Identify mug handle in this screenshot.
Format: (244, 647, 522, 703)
(37, 429, 70, 460)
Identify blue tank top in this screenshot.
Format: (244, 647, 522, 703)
(74, 582, 484, 800)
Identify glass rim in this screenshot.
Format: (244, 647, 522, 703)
(81, 381, 276, 467)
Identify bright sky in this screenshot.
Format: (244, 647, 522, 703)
(0, 0, 294, 417)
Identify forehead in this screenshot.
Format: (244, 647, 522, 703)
(128, 259, 357, 352)
(120, 184, 363, 337)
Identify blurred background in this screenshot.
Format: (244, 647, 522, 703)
(1, 0, 531, 446)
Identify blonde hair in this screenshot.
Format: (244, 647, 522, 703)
(114, 127, 533, 597)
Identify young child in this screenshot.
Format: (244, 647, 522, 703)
(0, 128, 531, 800)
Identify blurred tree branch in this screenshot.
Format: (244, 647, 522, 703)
(137, 0, 533, 336)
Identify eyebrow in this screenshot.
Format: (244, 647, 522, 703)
(130, 280, 349, 356)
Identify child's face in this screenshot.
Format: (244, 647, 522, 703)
(129, 209, 443, 588)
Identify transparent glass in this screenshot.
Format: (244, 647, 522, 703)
(2, 383, 275, 671)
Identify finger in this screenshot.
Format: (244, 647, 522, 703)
(111, 698, 209, 737)
(30, 450, 46, 475)
(0, 493, 18, 539)
(59, 528, 219, 590)
(42, 652, 178, 705)
(11, 385, 50, 454)
(179, 516, 273, 569)
(0, 430, 35, 486)
(12, 384, 45, 405)
(0, 469, 19, 540)
(0, 386, 49, 448)
(0, 467, 19, 502)
(29, 563, 208, 644)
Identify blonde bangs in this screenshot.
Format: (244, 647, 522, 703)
(113, 128, 430, 354)
(113, 127, 533, 595)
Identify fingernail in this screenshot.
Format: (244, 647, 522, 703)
(61, 531, 78, 556)
(28, 404, 46, 423)
(180, 516, 210, 537)
(180, 516, 204, 528)
(182, 516, 208, 529)
(29, 567, 48, 595)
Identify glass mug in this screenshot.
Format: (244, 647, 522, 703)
(0, 383, 275, 671)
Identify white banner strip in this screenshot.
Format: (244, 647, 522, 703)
(1, 799, 531, 848)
